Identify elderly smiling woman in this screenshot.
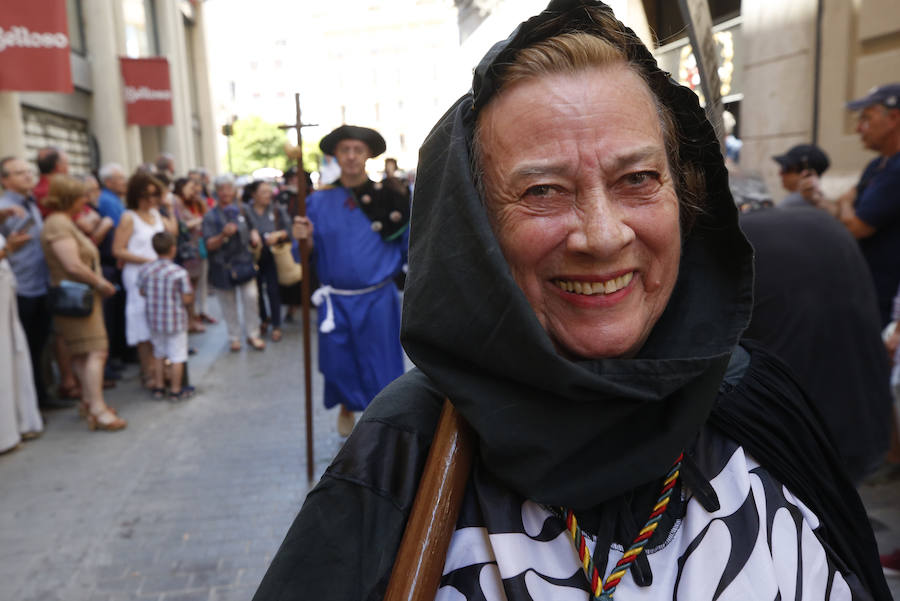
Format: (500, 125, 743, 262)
(254, 2, 889, 600)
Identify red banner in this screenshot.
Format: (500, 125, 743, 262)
(120, 57, 173, 126)
(0, 1, 73, 92)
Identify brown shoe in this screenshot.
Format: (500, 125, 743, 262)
(86, 408, 127, 432)
(337, 406, 355, 437)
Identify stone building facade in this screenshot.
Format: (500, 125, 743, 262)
(0, 0, 218, 176)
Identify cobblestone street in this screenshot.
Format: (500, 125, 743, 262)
(1, 299, 344, 601)
(1, 298, 899, 600)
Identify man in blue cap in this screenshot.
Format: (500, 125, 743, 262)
(801, 83, 900, 325)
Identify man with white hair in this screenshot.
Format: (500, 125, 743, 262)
(97, 163, 127, 226)
(801, 83, 900, 325)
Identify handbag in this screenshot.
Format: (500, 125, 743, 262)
(271, 241, 302, 286)
(48, 280, 93, 317)
(227, 257, 258, 286)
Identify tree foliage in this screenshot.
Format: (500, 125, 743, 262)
(302, 139, 322, 175)
(226, 115, 289, 175)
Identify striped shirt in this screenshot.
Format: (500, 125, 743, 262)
(137, 259, 192, 334)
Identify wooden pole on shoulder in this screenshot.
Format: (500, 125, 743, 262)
(384, 398, 475, 601)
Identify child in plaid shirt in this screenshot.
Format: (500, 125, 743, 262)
(138, 232, 195, 401)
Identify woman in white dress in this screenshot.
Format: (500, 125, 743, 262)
(112, 172, 176, 387)
(0, 219, 43, 453)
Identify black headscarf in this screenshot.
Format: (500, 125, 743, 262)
(401, 0, 753, 510)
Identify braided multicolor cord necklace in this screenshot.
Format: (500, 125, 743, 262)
(560, 452, 683, 600)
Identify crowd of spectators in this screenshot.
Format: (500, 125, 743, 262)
(0, 147, 304, 452)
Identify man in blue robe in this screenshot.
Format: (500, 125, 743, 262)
(293, 125, 409, 436)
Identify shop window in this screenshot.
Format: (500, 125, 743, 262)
(123, 0, 159, 58)
(644, 0, 741, 46)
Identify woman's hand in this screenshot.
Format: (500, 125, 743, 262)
(5, 230, 32, 253)
(265, 230, 288, 246)
(249, 230, 262, 248)
(96, 278, 117, 298)
(75, 211, 100, 236)
(292, 216, 313, 241)
(223, 222, 238, 237)
(0, 206, 25, 223)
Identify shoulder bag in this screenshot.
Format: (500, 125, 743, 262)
(48, 280, 93, 317)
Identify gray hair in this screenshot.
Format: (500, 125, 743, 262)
(98, 163, 124, 183)
(213, 174, 235, 189)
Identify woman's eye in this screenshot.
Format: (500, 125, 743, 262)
(524, 184, 555, 197)
(624, 171, 659, 186)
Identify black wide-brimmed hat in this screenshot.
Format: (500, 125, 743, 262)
(319, 125, 386, 157)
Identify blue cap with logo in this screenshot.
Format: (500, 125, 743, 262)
(847, 83, 900, 111)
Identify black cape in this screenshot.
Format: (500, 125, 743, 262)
(740, 206, 892, 479)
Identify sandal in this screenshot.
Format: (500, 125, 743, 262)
(229, 340, 242, 352)
(200, 313, 218, 324)
(168, 386, 195, 402)
(271, 329, 283, 342)
(81, 401, 119, 417)
(86, 408, 127, 432)
(188, 322, 206, 334)
(259, 321, 269, 336)
(247, 337, 266, 351)
(151, 387, 166, 400)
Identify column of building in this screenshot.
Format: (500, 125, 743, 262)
(154, 0, 197, 173)
(190, 3, 220, 174)
(83, 0, 142, 171)
(0, 93, 27, 159)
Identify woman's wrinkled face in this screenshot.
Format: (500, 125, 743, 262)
(479, 64, 681, 359)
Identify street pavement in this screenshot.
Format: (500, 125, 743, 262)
(1, 298, 345, 601)
(1, 296, 899, 600)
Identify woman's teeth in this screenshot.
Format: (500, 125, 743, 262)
(554, 272, 634, 296)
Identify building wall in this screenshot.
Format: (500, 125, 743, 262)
(738, 0, 818, 200)
(0, 0, 218, 177)
(814, 0, 900, 198)
(694, 0, 900, 202)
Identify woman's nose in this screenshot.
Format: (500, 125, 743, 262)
(566, 192, 635, 256)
